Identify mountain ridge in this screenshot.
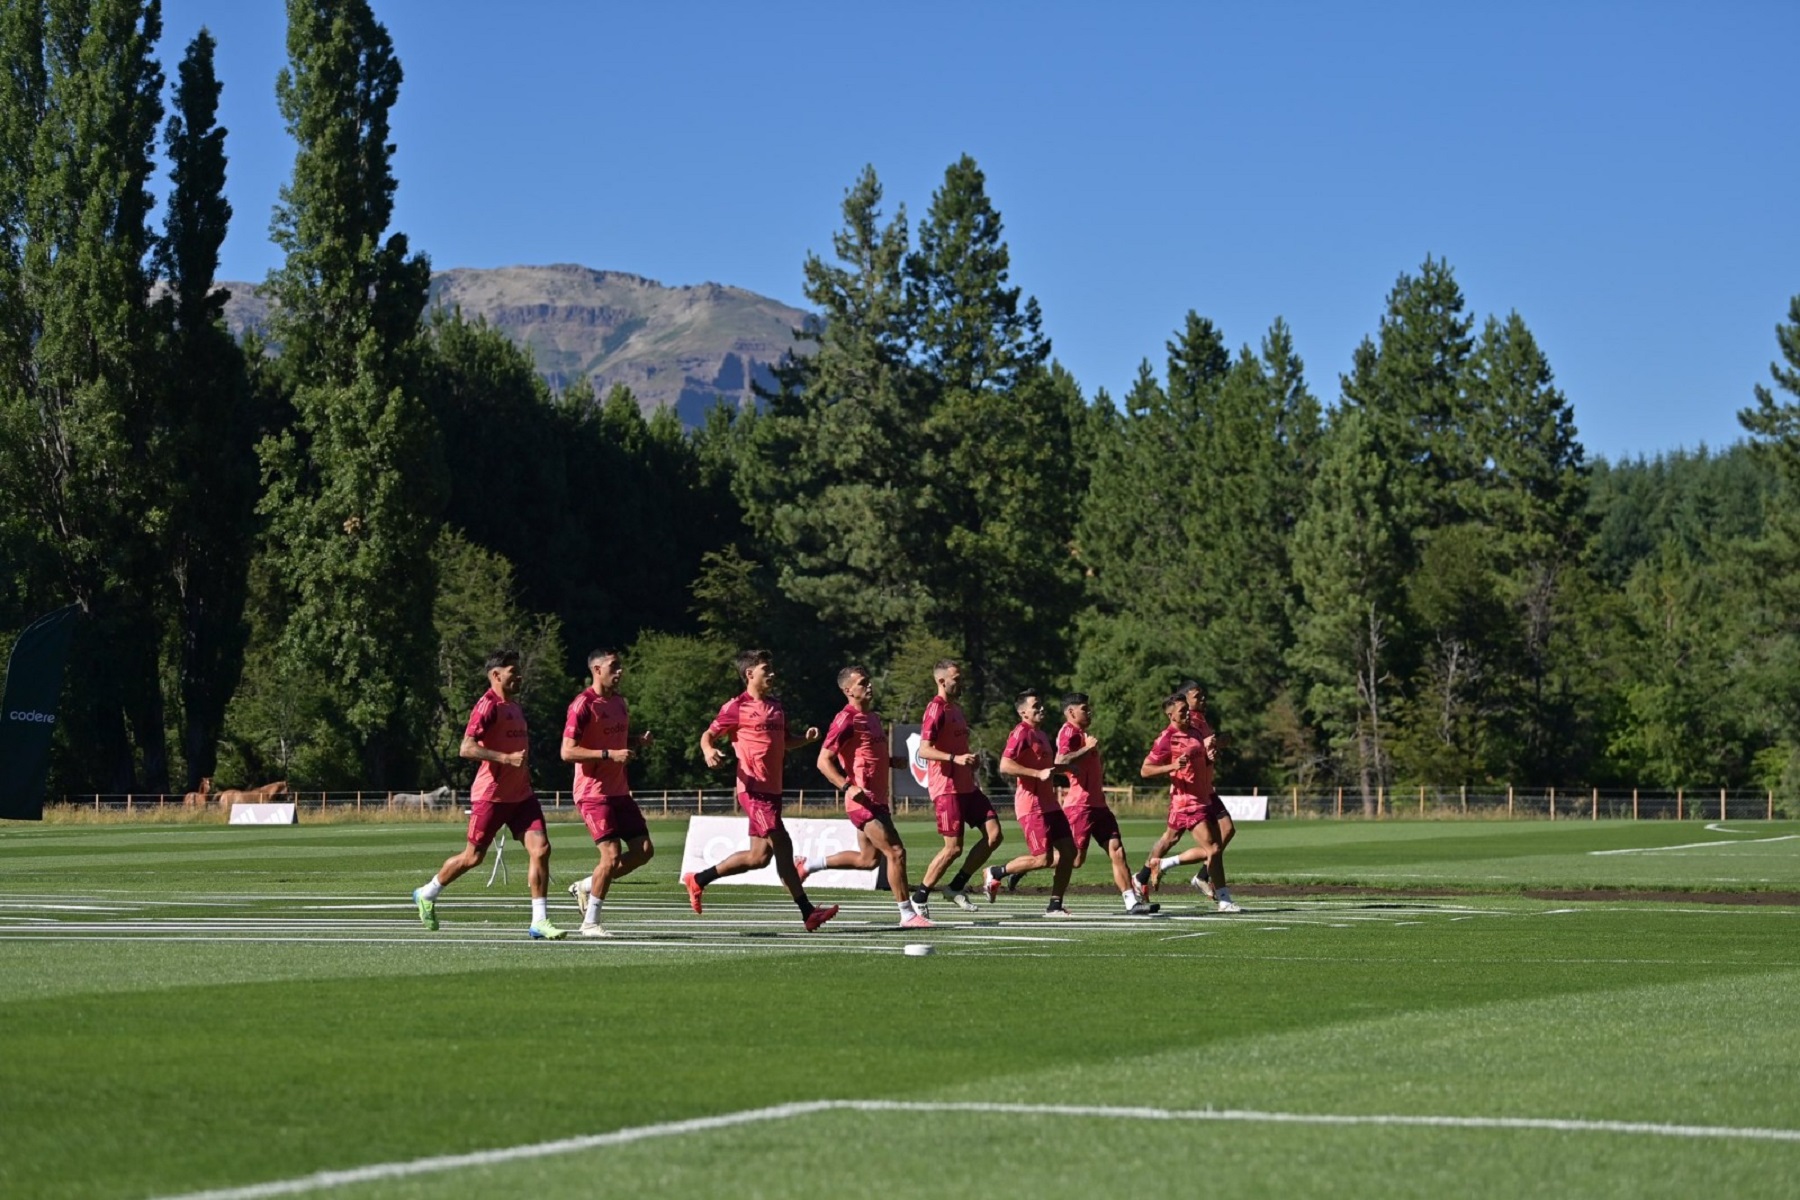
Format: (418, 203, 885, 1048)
(217, 263, 815, 422)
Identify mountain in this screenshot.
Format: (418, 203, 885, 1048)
(216, 264, 814, 423)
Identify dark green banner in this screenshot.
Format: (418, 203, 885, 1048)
(0, 605, 80, 821)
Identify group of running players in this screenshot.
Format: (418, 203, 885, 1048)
(410, 648, 1241, 939)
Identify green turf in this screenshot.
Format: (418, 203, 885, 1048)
(1, 818, 1796, 1198)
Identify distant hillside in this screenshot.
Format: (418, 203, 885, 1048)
(217, 264, 814, 423)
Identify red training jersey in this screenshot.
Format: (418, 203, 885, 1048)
(707, 691, 795, 795)
(465, 688, 532, 804)
(1056, 722, 1105, 809)
(920, 695, 976, 798)
(823, 704, 890, 807)
(1003, 721, 1058, 818)
(1145, 721, 1214, 809)
(563, 688, 631, 801)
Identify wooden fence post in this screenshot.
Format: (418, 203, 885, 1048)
(1591, 787, 1598, 820)
(1549, 788, 1555, 822)
(1677, 788, 1683, 820)
(1418, 785, 1425, 818)
(1507, 785, 1514, 818)
(1720, 787, 1726, 821)
(1336, 787, 1343, 817)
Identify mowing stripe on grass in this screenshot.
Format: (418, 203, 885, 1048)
(149, 1099, 1800, 1199)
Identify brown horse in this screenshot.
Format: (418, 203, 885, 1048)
(217, 780, 290, 807)
(182, 777, 214, 807)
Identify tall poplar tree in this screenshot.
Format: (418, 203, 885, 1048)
(258, 0, 442, 786)
(153, 28, 258, 791)
(0, 0, 168, 792)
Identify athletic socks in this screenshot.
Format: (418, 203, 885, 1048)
(804, 853, 829, 875)
(586, 897, 602, 923)
(898, 900, 917, 919)
(419, 877, 444, 900)
(947, 871, 972, 892)
(1120, 889, 1138, 909)
(531, 897, 548, 924)
(911, 886, 931, 905)
(695, 866, 722, 888)
(1134, 867, 1151, 888)
(1158, 855, 1182, 871)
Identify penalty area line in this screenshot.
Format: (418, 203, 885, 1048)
(148, 1099, 1800, 1199)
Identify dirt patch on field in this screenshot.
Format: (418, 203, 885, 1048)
(1048, 882, 1800, 906)
(1235, 883, 1800, 907)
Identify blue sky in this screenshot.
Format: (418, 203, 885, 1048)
(156, 1, 1799, 462)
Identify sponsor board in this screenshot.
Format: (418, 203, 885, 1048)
(680, 815, 877, 890)
(1218, 794, 1269, 821)
(228, 803, 297, 825)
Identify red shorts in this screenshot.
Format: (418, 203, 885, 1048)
(466, 795, 546, 852)
(1018, 806, 1073, 856)
(847, 796, 890, 830)
(577, 795, 649, 843)
(932, 788, 997, 836)
(1168, 795, 1228, 833)
(737, 790, 785, 839)
(1066, 804, 1121, 851)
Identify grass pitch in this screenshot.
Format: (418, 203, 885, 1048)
(1, 817, 1796, 1199)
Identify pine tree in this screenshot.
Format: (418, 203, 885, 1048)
(737, 165, 931, 653)
(906, 156, 1074, 715)
(258, 0, 442, 786)
(1289, 398, 1403, 809)
(1737, 294, 1800, 803)
(1467, 311, 1590, 778)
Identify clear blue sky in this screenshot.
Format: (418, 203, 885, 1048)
(157, 0, 1799, 463)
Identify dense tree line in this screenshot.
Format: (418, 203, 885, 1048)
(1, 0, 1795, 813)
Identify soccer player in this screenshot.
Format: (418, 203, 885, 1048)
(981, 688, 1078, 915)
(1177, 680, 1238, 903)
(1136, 691, 1241, 912)
(560, 648, 655, 938)
(1057, 692, 1157, 915)
(684, 649, 839, 932)
(411, 649, 565, 939)
(799, 665, 933, 929)
(913, 659, 1004, 916)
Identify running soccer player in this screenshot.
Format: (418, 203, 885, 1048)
(561, 648, 655, 938)
(982, 689, 1078, 915)
(1136, 691, 1241, 912)
(1057, 692, 1156, 915)
(798, 665, 933, 929)
(411, 649, 565, 939)
(1177, 679, 1238, 903)
(913, 659, 1005, 916)
(684, 649, 839, 932)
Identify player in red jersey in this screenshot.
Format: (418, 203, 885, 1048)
(799, 665, 933, 929)
(1056, 692, 1156, 915)
(1137, 690, 1240, 912)
(411, 649, 565, 939)
(560, 648, 655, 938)
(686, 649, 839, 932)
(1175, 680, 1238, 904)
(980, 689, 1078, 916)
(913, 659, 1004, 916)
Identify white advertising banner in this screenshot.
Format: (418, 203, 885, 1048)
(1218, 794, 1269, 821)
(680, 815, 878, 890)
(228, 802, 297, 825)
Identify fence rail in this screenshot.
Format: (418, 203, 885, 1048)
(46, 784, 1786, 821)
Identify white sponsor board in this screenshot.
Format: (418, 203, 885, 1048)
(1218, 794, 1268, 821)
(228, 802, 297, 825)
(680, 815, 878, 890)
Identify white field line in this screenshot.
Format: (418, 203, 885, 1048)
(149, 1098, 1800, 1200)
(1590, 835, 1798, 856)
